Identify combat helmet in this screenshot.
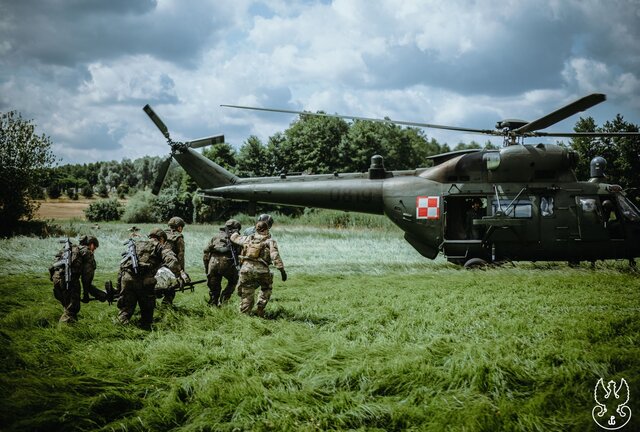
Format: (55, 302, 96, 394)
(149, 227, 168, 241)
(79, 235, 99, 247)
(168, 216, 186, 229)
(225, 218, 241, 232)
(257, 214, 274, 228)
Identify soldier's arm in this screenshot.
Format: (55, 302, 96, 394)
(269, 239, 284, 270)
(80, 249, 96, 289)
(177, 235, 185, 271)
(161, 246, 181, 275)
(229, 232, 248, 246)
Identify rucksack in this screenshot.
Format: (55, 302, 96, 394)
(244, 234, 268, 259)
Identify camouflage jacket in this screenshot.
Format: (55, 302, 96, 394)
(164, 229, 185, 271)
(121, 239, 179, 276)
(230, 231, 284, 273)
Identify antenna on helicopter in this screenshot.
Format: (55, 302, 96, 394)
(143, 104, 224, 194)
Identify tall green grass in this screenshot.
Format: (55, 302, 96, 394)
(1, 222, 639, 431)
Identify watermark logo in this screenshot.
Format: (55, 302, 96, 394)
(592, 378, 632, 430)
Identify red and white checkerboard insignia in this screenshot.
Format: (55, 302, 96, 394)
(416, 196, 440, 220)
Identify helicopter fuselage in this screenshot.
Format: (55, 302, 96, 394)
(185, 143, 640, 264)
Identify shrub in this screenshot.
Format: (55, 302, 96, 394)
(81, 185, 94, 198)
(122, 191, 157, 223)
(46, 183, 61, 199)
(96, 183, 109, 198)
(84, 199, 123, 222)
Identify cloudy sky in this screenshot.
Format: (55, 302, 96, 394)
(1, 0, 639, 164)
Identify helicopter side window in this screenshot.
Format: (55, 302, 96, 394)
(483, 152, 500, 170)
(541, 197, 554, 217)
(615, 193, 640, 222)
(491, 199, 532, 218)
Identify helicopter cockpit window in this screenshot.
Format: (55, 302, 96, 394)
(615, 193, 640, 222)
(541, 197, 554, 217)
(491, 199, 532, 218)
(483, 152, 501, 170)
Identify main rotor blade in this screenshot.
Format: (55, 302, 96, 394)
(515, 93, 606, 134)
(152, 156, 172, 195)
(143, 104, 171, 140)
(533, 131, 640, 138)
(221, 104, 497, 135)
(186, 134, 225, 149)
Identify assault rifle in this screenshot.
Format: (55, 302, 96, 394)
(51, 238, 73, 290)
(154, 279, 207, 297)
(120, 238, 138, 274)
(224, 226, 240, 270)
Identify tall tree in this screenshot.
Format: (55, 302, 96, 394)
(0, 111, 56, 231)
(236, 135, 269, 177)
(282, 113, 349, 174)
(571, 115, 640, 201)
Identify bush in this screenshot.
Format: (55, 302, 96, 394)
(46, 183, 61, 199)
(81, 185, 94, 198)
(84, 199, 123, 222)
(122, 191, 157, 223)
(96, 183, 109, 198)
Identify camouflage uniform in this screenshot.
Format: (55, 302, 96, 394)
(117, 229, 179, 329)
(203, 219, 242, 306)
(231, 221, 286, 317)
(50, 238, 105, 323)
(161, 216, 187, 305)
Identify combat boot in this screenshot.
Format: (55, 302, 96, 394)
(256, 307, 265, 318)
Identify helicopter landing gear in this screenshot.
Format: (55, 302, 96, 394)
(464, 258, 489, 269)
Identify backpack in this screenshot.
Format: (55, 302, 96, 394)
(164, 229, 181, 254)
(244, 234, 268, 259)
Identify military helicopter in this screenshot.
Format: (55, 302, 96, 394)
(143, 93, 640, 267)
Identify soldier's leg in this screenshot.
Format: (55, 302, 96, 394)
(117, 274, 137, 324)
(220, 264, 239, 304)
(139, 276, 157, 329)
(61, 281, 82, 322)
(161, 288, 176, 305)
(208, 273, 223, 306)
(238, 271, 258, 314)
(87, 284, 107, 302)
(255, 273, 274, 318)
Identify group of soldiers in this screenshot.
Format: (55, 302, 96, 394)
(49, 214, 286, 328)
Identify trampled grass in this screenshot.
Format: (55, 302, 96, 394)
(1, 221, 639, 431)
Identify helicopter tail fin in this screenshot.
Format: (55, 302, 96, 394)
(173, 147, 239, 189)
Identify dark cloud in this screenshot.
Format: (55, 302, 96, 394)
(1, 0, 234, 68)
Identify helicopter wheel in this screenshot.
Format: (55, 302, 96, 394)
(463, 258, 489, 269)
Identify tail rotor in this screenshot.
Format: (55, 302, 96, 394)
(143, 104, 224, 194)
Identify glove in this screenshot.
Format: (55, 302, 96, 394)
(181, 271, 191, 284)
(279, 268, 287, 282)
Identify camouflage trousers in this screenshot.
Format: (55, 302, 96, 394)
(207, 255, 238, 306)
(117, 271, 157, 329)
(236, 269, 273, 315)
(52, 273, 81, 323)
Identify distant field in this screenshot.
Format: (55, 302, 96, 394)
(0, 222, 638, 431)
(35, 198, 93, 220)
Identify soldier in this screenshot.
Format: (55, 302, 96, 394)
(117, 228, 179, 329)
(161, 216, 189, 305)
(243, 214, 274, 236)
(231, 220, 287, 317)
(49, 236, 106, 323)
(203, 219, 243, 306)
(465, 198, 485, 240)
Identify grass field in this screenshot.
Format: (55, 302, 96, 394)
(1, 220, 639, 431)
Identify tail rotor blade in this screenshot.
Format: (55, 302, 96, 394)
(143, 104, 171, 140)
(187, 134, 225, 149)
(152, 156, 172, 195)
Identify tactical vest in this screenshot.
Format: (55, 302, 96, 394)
(50, 245, 83, 282)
